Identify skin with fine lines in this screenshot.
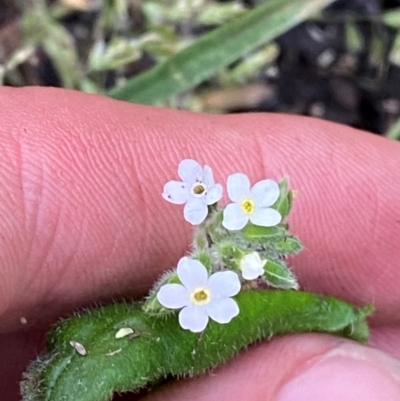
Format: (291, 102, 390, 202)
(1, 87, 400, 401)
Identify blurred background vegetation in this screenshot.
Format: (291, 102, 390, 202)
(2, 0, 400, 138)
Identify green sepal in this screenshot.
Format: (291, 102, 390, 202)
(201, 208, 226, 244)
(192, 251, 214, 272)
(193, 226, 208, 249)
(272, 178, 293, 219)
(273, 236, 304, 255)
(143, 252, 215, 315)
(218, 240, 245, 272)
(263, 259, 298, 289)
(21, 291, 372, 401)
(242, 223, 286, 242)
(142, 270, 180, 315)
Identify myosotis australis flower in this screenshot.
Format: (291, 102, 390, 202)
(163, 159, 223, 225)
(223, 173, 281, 230)
(157, 257, 241, 332)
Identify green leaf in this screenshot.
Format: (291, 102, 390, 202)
(108, 0, 336, 103)
(272, 178, 293, 219)
(263, 259, 298, 289)
(21, 291, 372, 401)
(386, 114, 400, 140)
(88, 38, 142, 72)
(383, 8, 400, 29)
(242, 223, 286, 242)
(197, 2, 245, 26)
(273, 236, 304, 255)
(21, 4, 82, 89)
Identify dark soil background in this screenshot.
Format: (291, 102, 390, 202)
(2, 0, 400, 136)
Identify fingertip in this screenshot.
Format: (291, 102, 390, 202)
(142, 334, 400, 401)
(275, 341, 400, 401)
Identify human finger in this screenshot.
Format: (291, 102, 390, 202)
(1, 87, 399, 333)
(142, 334, 400, 401)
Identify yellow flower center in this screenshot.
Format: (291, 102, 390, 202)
(241, 198, 255, 215)
(191, 182, 206, 196)
(191, 287, 211, 305)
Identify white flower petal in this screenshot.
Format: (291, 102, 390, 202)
(179, 305, 209, 332)
(205, 183, 223, 205)
(240, 252, 266, 280)
(207, 298, 239, 324)
(184, 197, 208, 225)
(208, 271, 241, 298)
(178, 159, 202, 184)
(227, 173, 250, 202)
(242, 267, 263, 280)
(222, 202, 249, 230)
(251, 179, 280, 207)
(203, 165, 215, 187)
(177, 257, 208, 290)
(157, 284, 189, 308)
(162, 181, 190, 204)
(250, 207, 281, 227)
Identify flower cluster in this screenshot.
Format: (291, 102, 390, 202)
(163, 159, 282, 228)
(151, 159, 301, 333)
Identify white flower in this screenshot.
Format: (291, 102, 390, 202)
(162, 159, 223, 225)
(157, 257, 240, 333)
(222, 173, 281, 230)
(240, 252, 266, 280)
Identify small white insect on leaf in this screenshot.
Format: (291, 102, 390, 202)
(69, 340, 87, 356)
(115, 327, 134, 339)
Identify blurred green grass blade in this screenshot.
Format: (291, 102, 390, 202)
(108, 0, 336, 103)
(383, 8, 400, 29)
(386, 116, 400, 140)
